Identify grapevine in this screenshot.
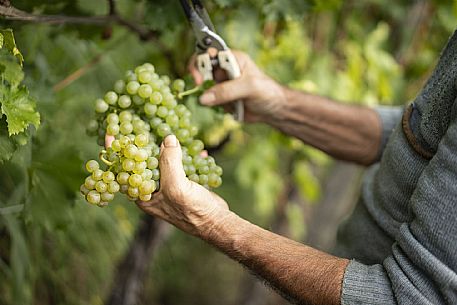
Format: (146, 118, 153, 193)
(80, 63, 223, 207)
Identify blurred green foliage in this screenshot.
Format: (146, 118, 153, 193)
(0, 0, 456, 304)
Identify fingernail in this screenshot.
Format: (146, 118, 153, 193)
(200, 92, 216, 105)
(164, 135, 178, 147)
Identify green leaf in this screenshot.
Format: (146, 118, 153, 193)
(0, 51, 24, 88)
(0, 29, 24, 66)
(0, 86, 40, 136)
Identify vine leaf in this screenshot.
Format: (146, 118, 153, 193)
(0, 29, 24, 66)
(0, 86, 40, 135)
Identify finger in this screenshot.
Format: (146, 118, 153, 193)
(159, 135, 187, 187)
(188, 55, 204, 85)
(105, 134, 115, 149)
(199, 77, 251, 107)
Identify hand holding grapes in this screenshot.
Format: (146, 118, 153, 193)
(137, 135, 230, 238)
(189, 50, 287, 122)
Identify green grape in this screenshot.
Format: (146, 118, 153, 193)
(104, 91, 118, 105)
(133, 161, 147, 174)
(95, 181, 108, 193)
(159, 74, 169, 84)
(111, 140, 121, 152)
(87, 120, 99, 135)
(151, 169, 160, 180)
(172, 79, 186, 92)
(135, 134, 149, 147)
(139, 180, 156, 195)
(212, 165, 223, 176)
(138, 84, 153, 98)
(188, 174, 199, 183)
(120, 122, 133, 135)
(124, 144, 139, 159)
(119, 110, 133, 122)
(114, 80, 126, 94)
(132, 120, 147, 134)
(95, 99, 109, 113)
(166, 114, 179, 128)
(85, 176, 97, 190)
(134, 65, 147, 75)
(108, 181, 120, 193)
(176, 129, 190, 143)
(150, 92, 162, 105)
(117, 172, 130, 185)
(185, 165, 196, 175)
(198, 165, 210, 175)
(206, 156, 216, 166)
(150, 79, 163, 91)
(199, 174, 208, 185)
(182, 154, 193, 165)
(157, 123, 171, 137)
(101, 192, 115, 202)
(125, 70, 137, 82)
(102, 171, 115, 183)
(156, 106, 168, 118)
(86, 190, 101, 205)
(188, 140, 204, 156)
(80, 184, 90, 196)
(135, 149, 149, 162)
(126, 81, 140, 95)
(122, 158, 135, 171)
(208, 174, 222, 188)
(92, 169, 104, 181)
(128, 187, 140, 198)
(139, 70, 153, 83)
(86, 160, 99, 173)
(175, 104, 188, 117)
(132, 95, 145, 106)
(118, 95, 132, 109)
(129, 174, 142, 187)
(163, 97, 177, 109)
(107, 113, 119, 125)
(144, 104, 157, 117)
(189, 125, 199, 137)
(139, 194, 152, 201)
(193, 155, 206, 168)
(120, 184, 129, 194)
(179, 117, 191, 129)
(149, 117, 162, 129)
(119, 136, 131, 147)
(107, 124, 120, 136)
(142, 169, 153, 180)
(142, 63, 155, 72)
(147, 157, 158, 169)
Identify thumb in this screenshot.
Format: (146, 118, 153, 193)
(159, 135, 187, 187)
(199, 77, 251, 106)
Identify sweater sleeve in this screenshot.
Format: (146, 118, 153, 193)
(341, 115, 457, 305)
(374, 106, 404, 160)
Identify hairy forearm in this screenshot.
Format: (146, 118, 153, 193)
(203, 211, 349, 305)
(265, 87, 382, 165)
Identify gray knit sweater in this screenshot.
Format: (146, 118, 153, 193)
(334, 30, 457, 304)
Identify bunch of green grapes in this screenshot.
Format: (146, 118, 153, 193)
(81, 63, 223, 207)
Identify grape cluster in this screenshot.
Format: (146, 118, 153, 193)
(81, 63, 223, 207)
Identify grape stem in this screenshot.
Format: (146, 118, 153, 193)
(99, 150, 114, 166)
(176, 86, 202, 99)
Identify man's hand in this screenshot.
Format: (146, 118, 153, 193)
(189, 51, 287, 122)
(136, 135, 230, 238)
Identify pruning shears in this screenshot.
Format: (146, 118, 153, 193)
(179, 0, 244, 122)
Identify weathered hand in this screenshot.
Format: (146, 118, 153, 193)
(188, 50, 287, 122)
(136, 135, 230, 238)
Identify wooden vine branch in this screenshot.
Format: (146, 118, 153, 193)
(0, 3, 159, 41)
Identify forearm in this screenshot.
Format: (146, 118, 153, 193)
(265, 87, 382, 165)
(203, 211, 349, 305)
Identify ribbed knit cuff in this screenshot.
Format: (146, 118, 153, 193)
(375, 106, 404, 160)
(341, 260, 395, 305)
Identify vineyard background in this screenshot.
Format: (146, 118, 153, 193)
(1, 1, 456, 304)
